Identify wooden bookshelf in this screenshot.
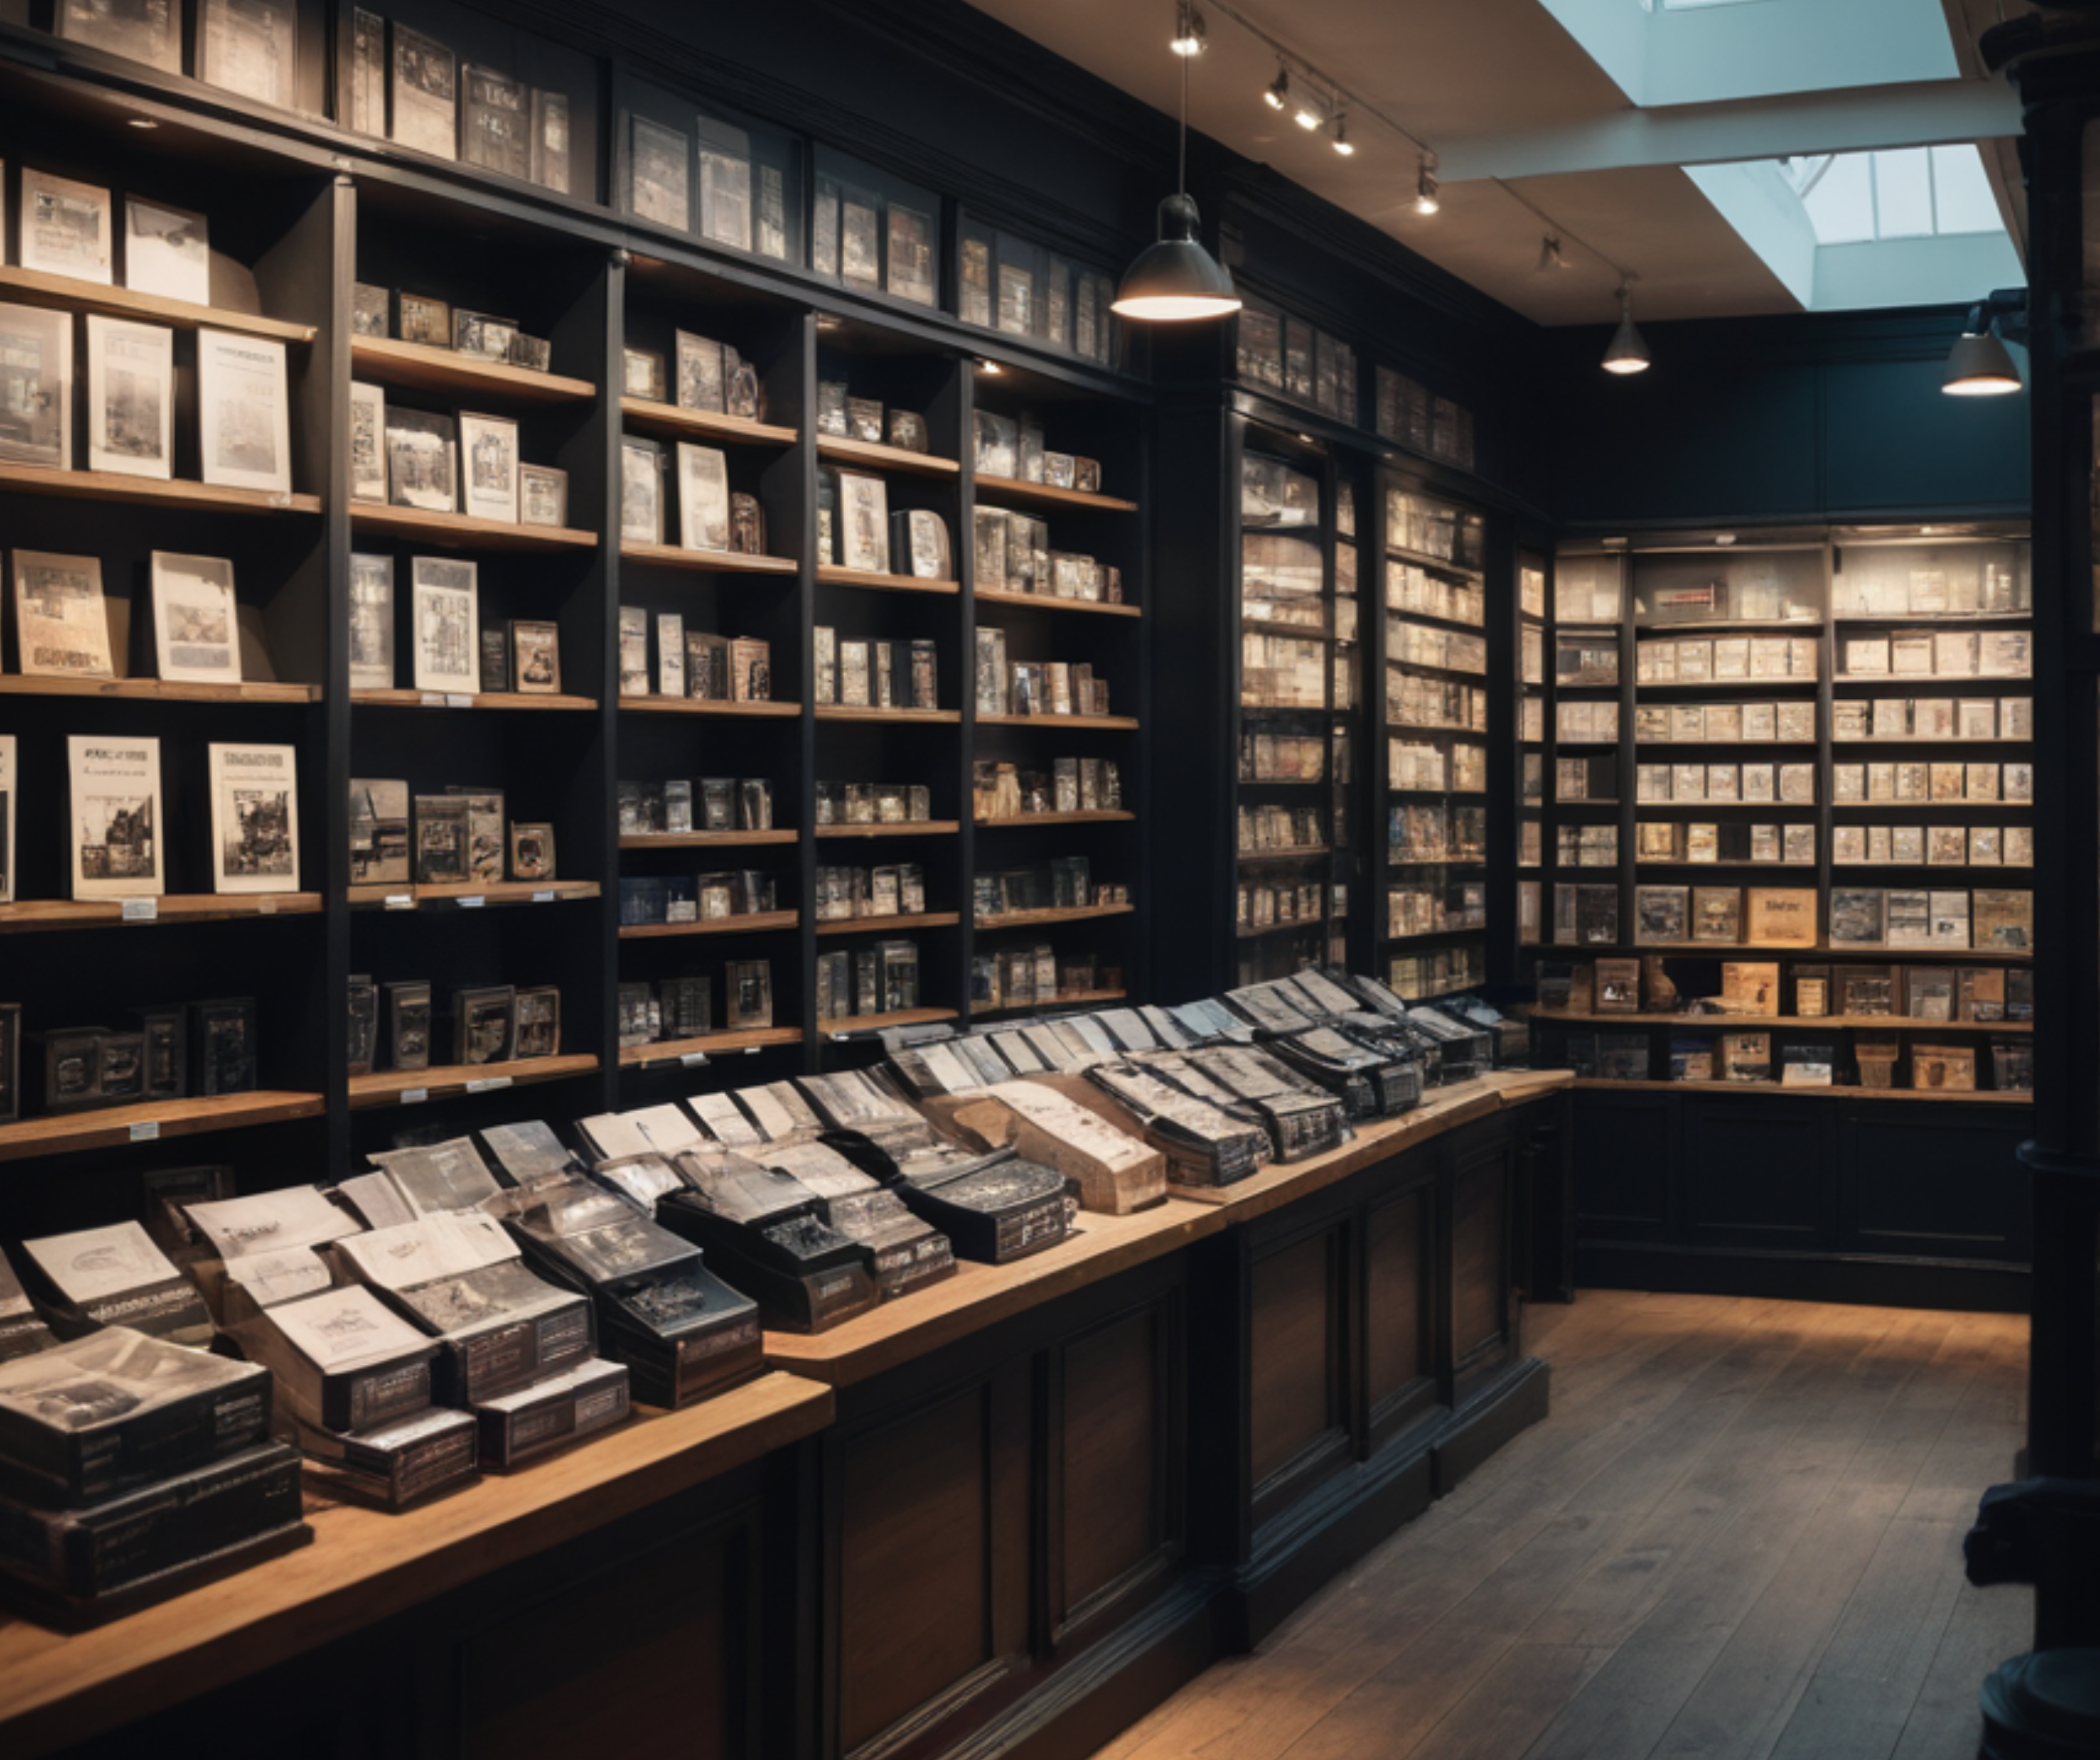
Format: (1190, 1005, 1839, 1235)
(814, 820, 961, 840)
(618, 1026, 804, 1067)
(619, 830, 799, 850)
(0, 676, 320, 705)
(814, 705, 959, 725)
(0, 1091, 325, 1163)
(617, 910, 801, 940)
(349, 504, 595, 552)
(345, 880, 601, 909)
(814, 435, 960, 479)
(974, 588, 1141, 620)
(348, 1055, 601, 1109)
(620, 697, 800, 718)
(350, 336, 596, 404)
(813, 911, 961, 936)
(973, 473, 1137, 514)
(971, 989, 1128, 1018)
(0, 265, 316, 342)
(815, 565, 960, 597)
(1529, 1009, 2033, 1033)
(0, 894, 322, 932)
(976, 811, 1136, 827)
(350, 689, 599, 711)
(819, 1007, 959, 1037)
(0, 462, 321, 516)
(978, 712, 1140, 732)
(1570, 1077, 2032, 1105)
(976, 902, 1136, 931)
(619, 397, 798, 447)
(620, 541, 798, 575)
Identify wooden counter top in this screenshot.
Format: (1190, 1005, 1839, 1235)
(0, 1371, 833, 1758)
(763, 1070, 1572, 1388)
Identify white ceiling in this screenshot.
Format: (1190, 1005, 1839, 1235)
(965, 0, 2031, 326)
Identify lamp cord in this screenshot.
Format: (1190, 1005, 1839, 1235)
(1178, 39, 1189, 199)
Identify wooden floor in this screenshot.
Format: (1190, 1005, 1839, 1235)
(1099, 1290, 2031, 1760)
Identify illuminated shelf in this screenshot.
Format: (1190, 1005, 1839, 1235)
(618, 910, 801, 940)
(620, 396, 797, 446)
(351, 335, 595, 403)
(0, 894, 320, 933)
(619, 1026, 803, 1067)
(349, 1055, 600, 1110)
(0, 1092, 325, 1163)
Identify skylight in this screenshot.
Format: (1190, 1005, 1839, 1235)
(1776, 147, 2004, 245)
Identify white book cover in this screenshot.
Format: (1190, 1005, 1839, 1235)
(187, 1185, 360, 1261)
(0, 734, 13, 903)
(68, 733, 164, 898)
(198, 328, 291, 492)
(348, 552, 394, 689)
(151, 550, 242, 683)
(458, 410, 519, 522)
(347, 380, 387, 502)
(23, 1221, 174, 1305)
(86, 314, 174, 478)
(124, 197, 210, 304)
(269, 1284, 430, 1371)
(11, 550, 112, 677)
(335, 1210, 515, 1291)
(410, 556, 480, 692)
(208, 740, 300, 893)
(0, 297, 71, 469)
(677, 442, 730, 551)
(21, 166, 113, 284)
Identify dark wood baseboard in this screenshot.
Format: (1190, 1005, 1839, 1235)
(1577, 1241, 2031, 1313)
(1434, 1357, 1552, 1496)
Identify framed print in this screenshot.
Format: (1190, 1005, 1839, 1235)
(348, 380, 387, 502)
(85, 314, 173, 479)
(677, 442, 730, 552)
(21, 168, 113, 284)
(457, 411, 520, 523)
(623, 348, 665, 402)
(756, 161, 788, 259)
(510, 620, 560, 694)
(68, 735, 164, 898)
(12, 551, 112, 678)
(696, 119, 753, 252)
(392, 24, 458, 160)
(410, 556, 479, 694)
(886, 204, 936, 307)
(347, 552, 394, 690)
(510, 823, 555, 882)
(674, 331, 724, 412)
(531, 89, 571, 194)
(124, 198, 210, 305)
(55, 0, 179, 71)
(386, 406, 456, 512)
(0, 735, 14, 903)
(150, 551, 242, 684)
(452, 309, 517, 362)
(397, 292, 450, 347)
(628, 114, 690, 229)
(349, 8, 385, 134)
(460, 64, 530, 182)
(621, 436, 663, 545)
(520, 464, 568, 529)
(197, 0, 297, 110)
(207, 742, 299, 894)
(198, 329, 292, 493)
(0, 301, 72, 468)
(838, 471, 891, 574)
(840, 188, 881, 291)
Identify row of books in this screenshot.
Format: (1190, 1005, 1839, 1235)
(1552, 1030, 2030, 1093)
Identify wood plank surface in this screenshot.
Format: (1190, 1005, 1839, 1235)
(1089, 1291, 2029, 1760)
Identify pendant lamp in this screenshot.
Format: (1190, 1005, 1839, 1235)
(1942, 307, 2022, 396)
(1112, 10, 1242, 323)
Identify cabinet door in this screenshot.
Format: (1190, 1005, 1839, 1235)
(1449, 1137, 1514, 1408)
(1248, 1223, 1351, 1522)
(1364, 1181, 1438, 1448)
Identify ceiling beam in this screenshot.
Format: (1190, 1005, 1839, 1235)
(1438, 77, 2020, 183)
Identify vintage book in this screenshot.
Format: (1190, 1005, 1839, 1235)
(627, 114, 690, 228)
(1745, 888, 1817, 948)
(16, 1222, 214, 1349)
(410, 557, 479, 693)
(508, 822, 555, 883)
(392, 24, 458, 159)
(1718, 1031, 1773, 1083)
(1780, 1045, 1836, 1088)
(472, 1355, 629, 1470)
(619, 606, 650, 698)
(347, 379, 387, 502)
(457, 411, 519, 523)
(621, 437, 664, 545)
(520, 464, 568, 528)
(412, 794, 468, 885)
(0, 737, 13, 907)
(20, 167, 114, 282)
(198, 329, 291, 494)
(1719, 962, 1780, 1014)
(1594, 958, 1641, 1013)
(348, 780, 410, 885)
(12, 552, 112, 678)
(123, 197, 210, 305)
(837, 472, 891, 573)
(85, 314, 173, 479)
(478, 625, 507, 695)
(207, 743, 298, 895)
(1691, 887, 1741, 944)
(145, 552, 242, 685)
(68, 735, 163, 899)
(386, 406, 456, 512)
(678, 443, 731, 551)
(460, 64, 530, 180)
(387, 980, 432, 1070)
(0, 304, 72, 468)
(510, 620, 560, 695)
(695, 116, 753, 251)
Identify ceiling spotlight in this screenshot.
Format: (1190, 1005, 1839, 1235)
(127, 117, 159, 130)
(1942, 305, 2021, 397)
(1602, 283, 1651, 375)
(1537, 234, 1567, 272)
(1294, 96, 1324, 131)
(1169, 0, 1206, 55)
(977, 359, 1004, 376)
(1332, 114, 1354, 156)
(1264, 65, 1289, 111)
(1413, 156, 1440, 216)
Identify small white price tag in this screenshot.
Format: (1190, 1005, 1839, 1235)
(121, 898, 158, 923)
(420, 691, 446, 707)
(129, 1120, 161, 1143)
(257, 898, 277, 915)
(457, 895, 485, 909)
(400, 1087, 428, 1105)
(745, 1045, 763, 1055)
(465, 1075, 513, 1095)
(445, 693, 475, 710)
(268, 491, 292, 509)
(385, 893, 415, 910)
(680, 1052, 710, 1068)
(832, 1031, 851, 1042)
(532, 890, 555, 904)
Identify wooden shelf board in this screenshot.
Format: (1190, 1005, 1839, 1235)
(1523, 941, 2033, 964)
(1635, 680, 1820, 692)
(348, 1055, 600, 1110)
(1831, 738, 2032, 747)
(1529, 1010, 2033, 1033)
(620, 830, 798, 850)
(0, 894, 320, 933)
(620, 696, 800, 718)
(978, 712, 1140, 732)
(1570, 1076, 2032, 1105)
(1382, 544, 1484, 580)
(620, 1026, 805, 1067)
(813, 705, 959, 724)
(1238, 845, 1331, 864)
(813, 821, 961, 839)
(0, 675, 319, 705)
(972, 473, 1137, 514)
(1633, 619, 1826, 634)
(0, 266, 315, 343)
(0, 462, 320, 517)
(1242, 617, 1332, 640)
(350, 504, 595, 552)
(0, 1091, 324, 1163)
(814, 435, 960, 478)
(815, 565, 959, 597)
(971, 989, 1128, 1019)
(351, 336, 596, 403)
(618, 910, 801, 940)
(620, 541, 797, 575)
(974, 588, 1141, 620)
(0, 1373, 835, 1756)
(976, 903, 1136, 930)
(1237, 918, 1334, 940)
(1835, 675, 2031, 687)
(976, 811, 1136, 828)
(345, 880, 600, 909)
(619, 397, 797, 447)
(1833, 612, 2031, 625)
(350, 689, 598, 712)
(813, 911, 961, 937)
(818, 1007, 959, 1037)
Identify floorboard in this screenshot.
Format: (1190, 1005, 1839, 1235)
(1088, 1293, 2030, 1760)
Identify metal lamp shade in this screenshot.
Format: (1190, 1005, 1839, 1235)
(1601, 312, 1650, 375)
(1111, 194, 1242, 322)
(1943, 327, 2022, 396)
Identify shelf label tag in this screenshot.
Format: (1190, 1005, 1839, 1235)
(680, 1052, 710, 1068)
(445, 693, 475, 710)
(532, 890, 555, 904)
(257, 898, 277, 915)
(128, 1120, 161, 1143)
(457, 895, 485, 910)
(465, 1075, 513, 1095)
(745, 1045, 763, 1054)
(268, 492, 292, 509)
(385, 893, 415, 910)
(420, 691, 446, 707)
(400, 1087, 428, 1105)
(121, 898, 158, 923)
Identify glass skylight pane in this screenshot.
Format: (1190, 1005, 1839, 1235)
(1873, 149, 1933, 239)
(1931, 145, 2001, 235)
(1659, 0, 1772, 9)
(1801, 154, 1875, 244)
